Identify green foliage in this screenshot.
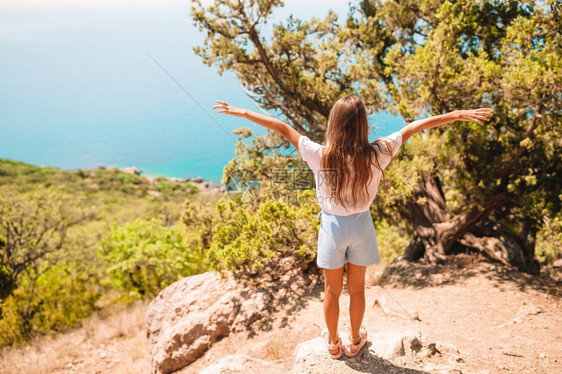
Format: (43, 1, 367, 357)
(536, 214, 562, 264)
(0, 185, 97, 293)
(209, 194, 318, 277)
(98, 219, 207, 301)
(117, 171, 143, 189)
(0, 262, 100, 346)
(0, 159, 57, 178)
(374, 220, 411, 263)
(0, 185, 101, 345)
(193, 0, 561, 269)
(182, 199, 220, 249)
(0, 159, 199, 202)
(381, 0, 561, 262)
(221, 127, 311, 197)
(155, 177, 198, 195)
(182, 190, 319, 279)
(0, 159, 203, 345)
(0, 263, 15, 300)
(384, 0, 560, 190)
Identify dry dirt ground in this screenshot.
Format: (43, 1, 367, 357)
(1, 255, 561, 374)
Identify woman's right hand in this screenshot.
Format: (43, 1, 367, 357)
(452, 108, 493, 125)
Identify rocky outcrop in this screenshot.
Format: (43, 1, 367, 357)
(199, 354, 282, 374)
(292, 329, 461, 374)
(184, 177, 224, 193)
(120, 166, 142, 175)
(145, 256, 318, 374)
(145, 272, 273, 374)
(94, 165, 225, 193)
(190, 325, 466, 374)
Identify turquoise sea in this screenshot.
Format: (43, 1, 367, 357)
(0, 0, 404, 183)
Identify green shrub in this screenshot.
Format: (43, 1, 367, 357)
(98, 219, 207, 302)
(0, 263, 15, 300)
(204, 191, 319, 278)
(374, 220, 410, 263)
(154, 178, 198, 195)
(0, 262, 100, 346)
(536, 214, 562, 264)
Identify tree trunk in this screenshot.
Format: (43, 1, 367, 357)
(403, 176, 449, 263)
(402, 176, 540, 274)
(518, 219, 540, 274)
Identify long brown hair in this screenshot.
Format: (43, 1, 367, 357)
(320, 95, 393, 211)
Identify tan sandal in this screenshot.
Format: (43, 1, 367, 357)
(321, 328, 343, 359)
(343, 325, 368, 357)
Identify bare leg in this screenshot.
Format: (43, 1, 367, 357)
(323, 266, 344, 353)
(346, 262, 367, 342)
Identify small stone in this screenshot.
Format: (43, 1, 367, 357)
(539, 352, 546, 358)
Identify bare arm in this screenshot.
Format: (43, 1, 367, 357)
(211, 101, 302, 149)
(400, 108, 493, 145)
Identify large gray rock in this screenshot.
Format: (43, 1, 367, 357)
(199, 354, 280, 374)
(145, 272, 272, 374)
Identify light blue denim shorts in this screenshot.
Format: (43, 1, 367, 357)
(316, 209, 381, 269)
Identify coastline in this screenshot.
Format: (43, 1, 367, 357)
(94, 164, 225, 194)
(21, 159, 226, 195)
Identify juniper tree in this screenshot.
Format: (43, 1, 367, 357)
(192, 0, 561, 273)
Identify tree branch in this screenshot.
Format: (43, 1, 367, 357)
(499, 107, 542, 181)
